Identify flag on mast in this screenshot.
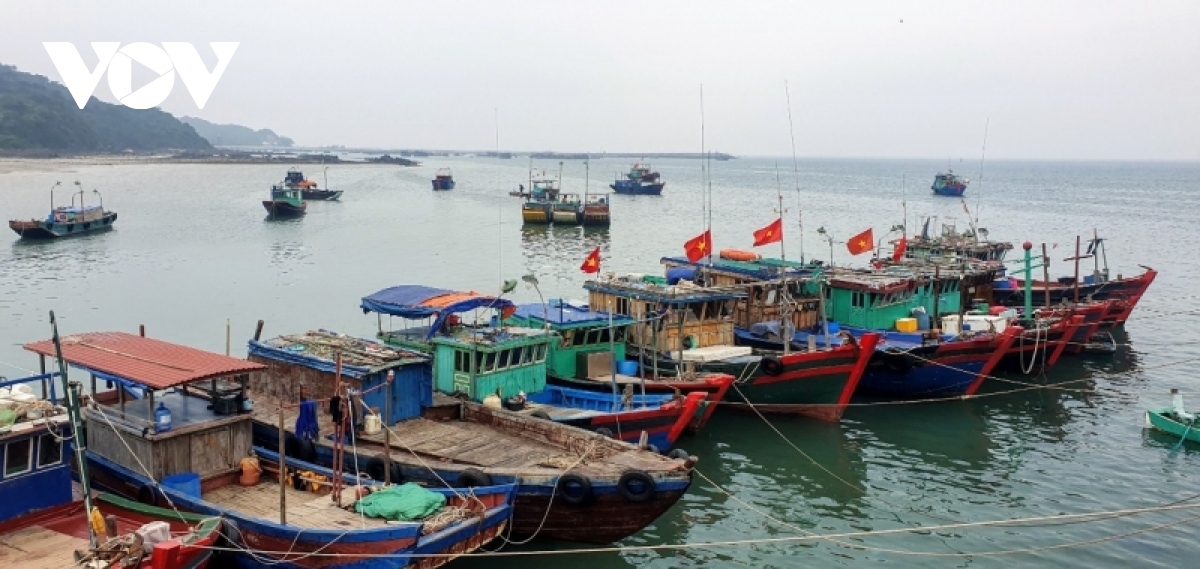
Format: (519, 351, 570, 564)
(752, 218, 783, 247)
(580, 247, 601, 273)
(684, 230, 712, 262)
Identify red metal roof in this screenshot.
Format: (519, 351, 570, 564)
(23, 331, 265, 390)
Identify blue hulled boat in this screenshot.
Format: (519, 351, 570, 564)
(8, 181, 116, 239)
(931, 169, 969, 196)
(610, 162, 665, 195)
(431, 168, 456, 190)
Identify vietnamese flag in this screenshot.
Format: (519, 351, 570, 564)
(580, 246, 601, 273)
(847, 228, 874, 256)
(684, 230, 712, 262)
(892, 235, 907, 263)
(752, 218, 783, 247)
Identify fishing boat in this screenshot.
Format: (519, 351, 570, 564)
(285, 168, 342, 201)
(360, 285, 701, 450)
(504, 300, 735, 432)
(931, 169, 969, 196)
(1, 329, 220, 569)
(245, 325, 696, 545)
(262, 182, 306, 218)
(431, 168, 455, 191)
(1146, 390, 1200, 445)
(610, 163, 665, 196)
(8, 181, 117, 239)
(518, 175, 559, 224)
(22, 329, 516, 568)
(552, 193, 583, 225)
(581, 195, 611, 226)
(583, 274, 763, 380)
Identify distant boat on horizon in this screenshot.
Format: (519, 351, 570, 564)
(931, 169, 969, 196)
(8, 181, 117, 239)
(610, 162, 665, 196)
(432, 168, 456, 190)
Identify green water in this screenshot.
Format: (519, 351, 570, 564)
(2, 157, 1197, 567)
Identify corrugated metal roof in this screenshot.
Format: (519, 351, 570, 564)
(23, 331, 265, 390)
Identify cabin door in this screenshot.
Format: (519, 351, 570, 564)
(190, 427, 233, 478)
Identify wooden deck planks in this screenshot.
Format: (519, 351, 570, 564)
(204, 481, 387, 530)
(0, 525, 89, 568)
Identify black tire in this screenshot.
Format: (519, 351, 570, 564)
(365, 456, 387, 481)
(285, 435, 317, 463)
(595, 427, 614, 438)
(618, 470, 656, 503)
(530, 410, 552, 421)
(136, 485, 157, 506)
(667, 448, 690, 460)
(555, 473, 594, 506)
(761, 357, 783, 376)
(389, 462, 404, 485)
(458, 467, 492, 488)
(646, 444, 660, 455)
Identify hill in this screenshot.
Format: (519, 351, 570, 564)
(180, 116, 294, 147)
(0, 64, 211, 153)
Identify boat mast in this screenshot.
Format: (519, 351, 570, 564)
(974, 117, 989, 242)
(700, 84, 712, 270)
(775, 164, 789, 356)
(49, 181, 60, 210)
(784, 81, 803, 264)
(49, 310, 98, 550)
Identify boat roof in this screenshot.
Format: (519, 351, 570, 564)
(249, 330, 428, 378)
(361, 285, 514, 318)
(431, 325, 553, 349)
(52, 205, 103, 213)
(584, 275, 746, 303)
(510, 301, 635, 329)
(661, 256, 821, 280)
(23, 332, 264, 390)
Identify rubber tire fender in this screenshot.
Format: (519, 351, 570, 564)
(594, 427, 614, 439)
(458, 467, 492, 488)
(760, 357, 784, 376)
(285, 435, 318, 463)
(136, 484, 159, 506)
(617, 470, 656, 503)
(530, 410, 552, 421)
(667, 448, 690, 460)
(365, 456, 388, 482)
(555, 472, 594, 506)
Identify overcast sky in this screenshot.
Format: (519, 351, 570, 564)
(2, 1, 1198, 160)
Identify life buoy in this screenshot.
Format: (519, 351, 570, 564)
(617, 470, 656, 503)
(719, 249, 762, 262)
(457, 468, 492, 488)
(556, 473, 594, 506)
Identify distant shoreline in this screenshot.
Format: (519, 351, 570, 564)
(0, 153, 419, 174)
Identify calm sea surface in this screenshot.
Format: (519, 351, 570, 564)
(2, 156, 1198, 567)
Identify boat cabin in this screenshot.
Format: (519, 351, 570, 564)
(0, 373, 71, 521)
(363, 284, 517, 352)
(824, 269, 962, 331)
(660, 255, 826, 332)
(248, 330, 432, 425)
(583, 275, 746, 359)
(504, 301, 635, 380)
(23, 332, 266, 485)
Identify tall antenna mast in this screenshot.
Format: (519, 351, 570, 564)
(700, 84, 709, 236)
(785, 81, 803, 263)
(974, 117, 989, 242)
(495, 108, 502, 284)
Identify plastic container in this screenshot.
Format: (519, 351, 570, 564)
(895, 318, 919, 333)
(364, 414, 382, 435)
(136, 521, 172, 553)
(616, 360, 639, 376)
(826, 321, 840, 334)
(161, 472, 201, 499)
(154, 402, 172, 433)
(911, 308, 931, 330)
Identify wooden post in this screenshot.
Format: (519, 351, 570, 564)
(39, 355, 47, 402)
(1041, 243, 1051, 308)
(226, 319, 231, 356)
(254, 320, 265, 342)
(384, 370, 392, 486)
(278, 405, 287, 525)
(139, 325, 145, 337)
(932, 267, 941, 323)
(1073, 235, 1082, 303)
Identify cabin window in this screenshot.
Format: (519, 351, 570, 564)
(4, 438, 32, 478)
(615, 326, 627, 342)
(851, 291, 865, 308)
(616, 298, 631, 315)
(481, 352, 497, 373)
(594, 327, 610, 345)
(38, 435, 61, 468)
(497, 349, 513, 370)
(454, 350, 473, 373)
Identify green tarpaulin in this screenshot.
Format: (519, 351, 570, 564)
(353, 482, 446, 521)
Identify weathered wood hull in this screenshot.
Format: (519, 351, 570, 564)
(994, 268, 1156, 327)
(301, 189, 343, 201)
(547, 372, 734, 433)
(997, 315, 1081, 375)
(262, 200, 306, 217)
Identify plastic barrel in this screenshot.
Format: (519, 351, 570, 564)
(666, 267, 697, 285)
(616, 360, 639, 376)
(914, 311, 931, 330)
(162, 472, 201, 499)
(826, 321, 840, 334)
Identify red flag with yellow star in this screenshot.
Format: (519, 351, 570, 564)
(752, 218, 783, 247)
(580, 246, 601, 273)
(684, 230, 712, 262)
(847, 228, 874, 256)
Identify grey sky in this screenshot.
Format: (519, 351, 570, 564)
(3, 0, 1198, 160)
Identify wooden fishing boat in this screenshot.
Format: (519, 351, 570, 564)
(931, 169, 969, 196)
(504, 301, 735, 431)
(22, 330, 516, 568)
(361, 286, 702, 450)
(610, 162, 665, 195)
(285, 168, 343, 201)
(262, 183, 306, 217)
(0, 367, 218, 568)
(431, 168, 456, 191)
(552, 193, 582, 224)
(580, 195, 611, 226)
(517, 175, 560, 224)
(8, 181, 117, 239)
(244, 329, 695, 545)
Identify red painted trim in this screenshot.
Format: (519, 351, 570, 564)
(1047, 315, 1084, 367)
(966, 325, 1021, 395)
(838, 332, 880, 408)
(670, 392, 706, 443)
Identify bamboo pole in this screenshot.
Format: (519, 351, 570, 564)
(384, 370, 392, 486)
(278, 405, 287, 525)
(1042, 243, 1051, 308)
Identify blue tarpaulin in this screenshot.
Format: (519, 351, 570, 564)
(510, 300, 634, 329)
(361, 285, 514, 339)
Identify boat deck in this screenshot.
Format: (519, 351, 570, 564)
(205, 482, 389, 530)
(251, 393, 669, 478)
(0, 525, 89, 568)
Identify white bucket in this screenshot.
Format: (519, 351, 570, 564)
(364, 414, 382, 435)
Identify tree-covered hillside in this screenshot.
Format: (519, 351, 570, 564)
(0, 64, 211, 152)
(180, 116, 294, 147)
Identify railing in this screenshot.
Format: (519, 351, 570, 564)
(0, 372, 62, 404)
